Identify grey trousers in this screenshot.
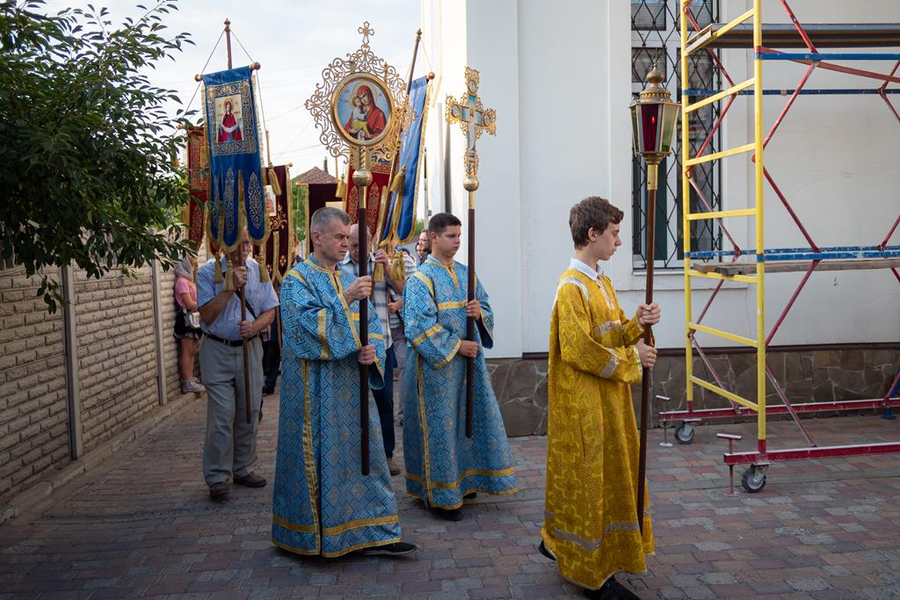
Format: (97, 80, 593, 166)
(199, 335, 263, 486)
(391, 325, 406, 420)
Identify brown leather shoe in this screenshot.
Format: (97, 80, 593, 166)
(234, 472, 267, 488)
(209, 482, 230, 502)
(387, 458, 401, 476)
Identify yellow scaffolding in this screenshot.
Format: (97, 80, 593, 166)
(673, 0, 900, 492)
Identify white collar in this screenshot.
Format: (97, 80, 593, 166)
(342, 253, 374, 266)
(569, 257, 603, 281)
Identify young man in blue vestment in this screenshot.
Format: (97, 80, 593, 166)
(402, 213, 518, 521)
(271, 207, 418, 558)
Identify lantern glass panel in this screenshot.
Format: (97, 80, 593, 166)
(660, 102, 679, 154)
(630, 104, 641, 156)
(639, 103, 660, 155)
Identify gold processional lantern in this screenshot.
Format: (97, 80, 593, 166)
(628, 64, 679, 535)
(629, 65, 679, 191)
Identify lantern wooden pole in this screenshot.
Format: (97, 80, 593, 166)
(636, 161, 658, 534)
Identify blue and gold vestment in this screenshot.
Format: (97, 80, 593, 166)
(271, 256, 401, 557)
(401, 256, 518, 509)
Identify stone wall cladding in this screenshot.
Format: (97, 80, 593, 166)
(161, 266, 185, 401)
(76, 268, 159, 452)
(0, 268, 69, 497)
(489, 348, 900, 436)
(1, 253, 207, 515)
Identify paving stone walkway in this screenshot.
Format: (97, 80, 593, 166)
(1, 388, 900, 599)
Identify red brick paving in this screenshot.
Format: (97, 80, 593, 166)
(1, 391, 900, 599)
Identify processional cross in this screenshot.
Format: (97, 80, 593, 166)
(446, 68, 496, 177)
(445, 67, 496, 438)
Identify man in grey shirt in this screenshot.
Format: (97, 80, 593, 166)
(197, 229, 279, 501)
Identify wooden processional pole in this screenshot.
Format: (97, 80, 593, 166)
(305, 21, 406, 474)
(224, 17, 252, 426)
(636, 163, 658, 533)
(354, 147, 372, 476)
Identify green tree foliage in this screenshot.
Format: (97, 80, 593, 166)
(290, 181, 308, 245)
(0, 0, 194, 311)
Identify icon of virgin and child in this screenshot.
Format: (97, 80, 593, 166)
(343, 83, 387, 141)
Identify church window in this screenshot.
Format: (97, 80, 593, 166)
(631, 0, 722, 269)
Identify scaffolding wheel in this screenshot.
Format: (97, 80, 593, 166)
(741, 465, 767, 493)
(674, 423, 695, 445)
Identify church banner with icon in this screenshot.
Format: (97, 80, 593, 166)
(202, 66, 266, 250)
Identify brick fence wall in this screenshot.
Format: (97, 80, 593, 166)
(0, 261, 201, 521)
(0, 268, 69, 499)
(76, 267, 162, 452)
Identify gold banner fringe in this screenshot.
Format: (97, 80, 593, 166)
(267, 167, 282, 196)
(225, 259, 235, 291)
(258, 242, 270, 282)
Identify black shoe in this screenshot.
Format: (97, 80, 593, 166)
(262, 385, 275, 395)
(583, 583, 615, 600)
(605, 578, 641, 600)
(584, 577, 641, 600)
(361, 541, 419, 556)
(464, 492, 477, 500)
(234, 472, 267, 488)
(208, 482, 230, 502)
(432, 507, 463, 521)
(537, 540, 556, 561)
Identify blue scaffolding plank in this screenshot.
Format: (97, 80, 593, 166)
(687, 246, 900, 261)
(758, 52, 900, 61)
(684, 88, 900, 97)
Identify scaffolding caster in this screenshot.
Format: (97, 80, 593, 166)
(741, 464, 768, 493)
(674, 420, 699, 445)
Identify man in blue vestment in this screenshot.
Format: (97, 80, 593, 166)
(402, 213, 518, 521)
(271, 206, 418, 557)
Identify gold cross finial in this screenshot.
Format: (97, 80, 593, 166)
(445, 67, 497, 177)
(358, 22, 375, 45)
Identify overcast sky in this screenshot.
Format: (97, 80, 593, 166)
(44, 0, 423, 176)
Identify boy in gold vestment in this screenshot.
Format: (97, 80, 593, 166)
(539, 197, 660, 599)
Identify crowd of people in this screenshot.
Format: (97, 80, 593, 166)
(173, 197, 660, 599)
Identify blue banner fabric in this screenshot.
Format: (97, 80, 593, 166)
(202, 66, 265, 249)
(381, 76, 430, 245)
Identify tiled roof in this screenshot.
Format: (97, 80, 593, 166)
(293, 166, 337, 185)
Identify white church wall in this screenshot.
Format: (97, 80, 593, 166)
(516, 1, 616, 353)
(422, 0, 526, 358)
(423, 0, 899, 356)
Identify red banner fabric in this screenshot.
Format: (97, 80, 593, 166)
(344, 159, 391, 236)
(253, 165, 293, 284)
(185, 126, 209, 250)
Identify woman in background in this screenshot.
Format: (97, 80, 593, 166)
(173, 256, 205, 394)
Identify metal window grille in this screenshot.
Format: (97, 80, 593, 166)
(631, 0, 722, 269)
